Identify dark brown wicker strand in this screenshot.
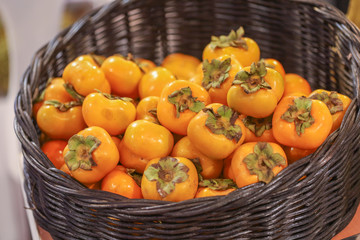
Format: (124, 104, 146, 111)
(14, 0, 360, 239)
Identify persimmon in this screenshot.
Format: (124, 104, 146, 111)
(195, 187, 236, 198)
(141, 156, 198, 202)
(195, 178, 237, 198)
(63, 126, 119, 184)
(161, 53, 201, 80)
(283, 73, 312, 97)
(231, 142, 288, 188)
(121, 120, 174, 173)
(263, 58, 286, 80)
(272, 96, 333, 149)
(136, 96, 160, 124)
(138, 67, 177, 99)
(202, 27, 260, 67)
(36, 101, 86, 140)
(101, 55, 143, 98)
(200, 55, 242, 105)
(118, 140, 150, 174)
(227, 61, 284, 118)
(41, 140, 68, 169)
(82, 92, 136, 135)
(101, 166, 143, 199)
(62, 59, 111, 96)
(157, 80, 211, 135)
(283, 146, 316, 164)
(187, 103, 246, 159)
(135, 58, 157, 73)
(171, 136, 223, 179)
(308, 89, 351, 133)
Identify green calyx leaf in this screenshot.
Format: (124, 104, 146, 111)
(168, 87, 205, 118)
(63, 83, 85, 103)
(44, 100, 82, 112)
(64, 135, 101, 171)
(260, 58, 275, 69)
(281, 96, 315, 136)
(209, 27, 248, 50)
(202, 58, 232, 90)
(243, 142, 286, 184)
(144, 157, 189, 198)
(126, 168, 143, 187)
(309, 91, 343, 114)
(203, 105, 243, 143)
(233, 61, 270, 94)
(95, 89, 134, 103)
(242, 115, 273, 137)
(199, 178, 237, 191)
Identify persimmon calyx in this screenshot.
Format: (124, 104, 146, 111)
(233, 61, 271, 94)
(63, 83, 85, 103)
(260, 58, 275, 69)
(202, 58, 231, 90)
(89, 54, 105, 67)
(209, 27, 248, 50)
(243, 142, 286, 184)
(144, 157, 189, 198)
(242, 115, 273, 137)
(309, 91, 343, 114)
(204, 105, 242, 142)
(281, 97, 315, 136)
(126, 168, 142, 187)
(199, 178, 237, 191)
(64, 135, 101, 171)
(96, 89, 134, 103)
(44, 100, 82, 112)
(168, 87, 205, 118)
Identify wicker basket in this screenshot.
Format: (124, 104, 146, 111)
(14, 0, 360, 239)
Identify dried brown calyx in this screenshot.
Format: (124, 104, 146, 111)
(64, 134, 101, 171)
(203, 105, 242, 143)
(232, 61, 271, 94)
(244, 142, 286, 184)
(242, 115, 273, 137)
(309, 91, 343, 114)
(44, 100, 82, 112)
(167, 87, 205, 118)
(202, 57, 232, 90)
(281, 96, 315, 136)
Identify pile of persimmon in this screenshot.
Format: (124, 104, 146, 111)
(34, 27, 351, 202)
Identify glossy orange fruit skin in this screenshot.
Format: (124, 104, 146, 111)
(171, 136, 223, 179)
(82, 92, 136, 135)
(36, 104, 86, 140)
(101, 166, 143, 199)
(195, 187, 235, 198)
(138, 67, 176, 99)
(101, 55, 143, 98)
(62, 60, 111, 96)
(283, 73, 312, 97)
(41, 140, 68, 169)
(161, 53, 201, 80)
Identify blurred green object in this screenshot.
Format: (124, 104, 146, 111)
(0, 14, 9, 97)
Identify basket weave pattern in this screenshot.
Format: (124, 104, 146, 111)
(14, 0, 360, 239)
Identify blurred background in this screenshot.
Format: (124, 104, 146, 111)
(0, 0, 357, 239)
